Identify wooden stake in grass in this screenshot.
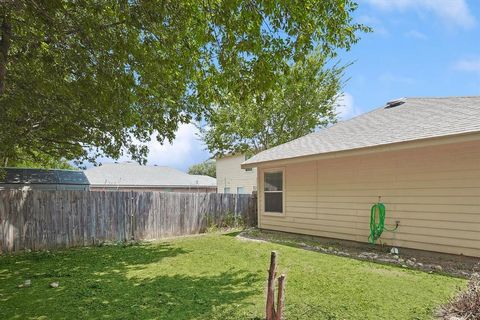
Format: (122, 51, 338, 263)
(276, 274, 286, 320)
(265, 251, 286, 320)
(266, 251, 277, 320)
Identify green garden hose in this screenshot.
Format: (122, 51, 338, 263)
(368, 203, 398, 244)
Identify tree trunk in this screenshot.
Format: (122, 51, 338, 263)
(275, 274, 286, 320)
(266, 251, 277, 320)
(0, 14, 12, 96)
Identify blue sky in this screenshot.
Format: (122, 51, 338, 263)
(102, 0, 480, 171)
(337, 0, 480, 118)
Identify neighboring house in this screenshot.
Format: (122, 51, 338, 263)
(242, 96, 480, 257)
(0, 168, 89, 191)
(85, 162, 216, 192)
(216, 154, 257, 194)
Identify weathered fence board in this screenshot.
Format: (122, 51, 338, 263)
(0, 190, 257, 253)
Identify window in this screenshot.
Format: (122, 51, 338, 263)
(224, 187, 230, 193)
(237, 187, 245, 194)
(264, 170, 283, 213)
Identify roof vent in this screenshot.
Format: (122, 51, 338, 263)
(385, 97, 406, 108)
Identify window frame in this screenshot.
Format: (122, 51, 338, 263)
(262, 167, 285, 216)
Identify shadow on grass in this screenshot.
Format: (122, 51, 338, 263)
(0, 242, 261, 320)
(120, 270, 261, 319)
(223, 230, 243, 237)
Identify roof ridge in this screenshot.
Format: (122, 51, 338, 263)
(313, 101, 387, 133)
(331, 95, 480, 128)
(406, 95, 480, 99)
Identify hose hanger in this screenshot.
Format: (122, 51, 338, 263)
(368, 198, 399, 244)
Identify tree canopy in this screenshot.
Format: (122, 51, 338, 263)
(2, 148, 75, 170)
(200, 53, 348, 156)
(187, 160, 216, 178)
(0, 1, 368, 166)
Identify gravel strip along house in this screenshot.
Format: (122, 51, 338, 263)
(242, 96, 480, 257)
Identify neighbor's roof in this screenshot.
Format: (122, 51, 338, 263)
(243, 96, 480, 166)
(0, 168, 89, 185)
(85, 162, 216, 187)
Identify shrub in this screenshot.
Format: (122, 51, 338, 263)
(204, 212, 246, 233)
(438, 273, 480, 319)
(223, 211, 245, 229)
(205, 214, 219, 233)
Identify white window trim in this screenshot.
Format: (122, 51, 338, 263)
(262, 167, 285, 216)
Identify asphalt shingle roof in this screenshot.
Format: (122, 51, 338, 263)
(243, 96, 480, 166)
(85, 162, 216, 187)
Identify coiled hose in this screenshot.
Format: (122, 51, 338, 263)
(368, 203, 398, 244)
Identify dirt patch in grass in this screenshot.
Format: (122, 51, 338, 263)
(239, 228, 480, 278)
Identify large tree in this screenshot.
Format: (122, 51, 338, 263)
(200, 53, 348, 156)
(0, 1, 368, 166)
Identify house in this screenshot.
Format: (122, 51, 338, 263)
(0, 168, 89, 191)
(216, 154, 257, 194)
(242, 96, 480, 257)
(85, 162, 216, 192)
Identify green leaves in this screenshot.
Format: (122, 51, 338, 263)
(200, 53, 346, 156)
(188, 160, 216, 178)
(0, 1, 368, 166)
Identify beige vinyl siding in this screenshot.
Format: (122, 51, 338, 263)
(258, 139, 480, 257)
(217, 154, 257, 194)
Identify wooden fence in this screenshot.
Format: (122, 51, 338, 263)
(0, 190, 257, 253)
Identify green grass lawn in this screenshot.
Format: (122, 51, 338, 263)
(0, 232, 465, 319)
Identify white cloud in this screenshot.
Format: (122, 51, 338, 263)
(145, 124, 207, 166)
(363, 0, 476, 29)
(405, 30, 427, 40)
(357, 15, 390, 36)
(94, 123, 211, 171)
(336, 93, 360, 120)
(454, 57, 480, 74)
